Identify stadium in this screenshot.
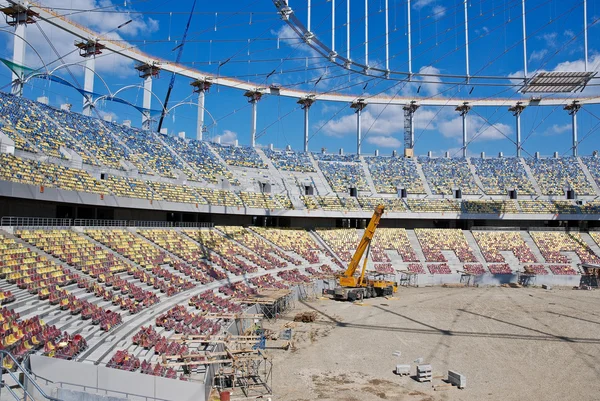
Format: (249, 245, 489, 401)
(0, 0, 599, 400)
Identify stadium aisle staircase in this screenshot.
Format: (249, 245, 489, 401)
(466, 158, 488, 195)
(520, 232, 547, 263)
(358, 156, 378, 194)
(576, 158, 600, 195)
(519, 159, 543, 196)
(405, 230, 427, 263)
(413, 160, 433, 195)
(579, 232, 600, 257)
(462, 231, 488, 267)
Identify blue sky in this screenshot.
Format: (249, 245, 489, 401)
(1, 0, 600, 157)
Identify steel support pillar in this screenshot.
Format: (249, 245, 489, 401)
(11, 23, 25, 96)
(456, 103, 471, 158)
(76, 40, 105, 116)
(135, 63, 160, 131)
(298, 97, 315, 153)
(192, 79, 212, 141)
(245, 90, 263, 148)
(142, 76, 153, 130)
(564, 102, 581, 157)
(351, 100, 367, 155)
(509, 103, 525, 157)
(403, 102, 419, 150)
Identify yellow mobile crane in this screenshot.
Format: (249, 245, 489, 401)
(325, 205, 398, 301)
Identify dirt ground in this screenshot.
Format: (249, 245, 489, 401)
(266, 286, 600, 401)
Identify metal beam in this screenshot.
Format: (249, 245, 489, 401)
(19, 1, 600, 108)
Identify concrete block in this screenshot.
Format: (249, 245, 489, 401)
(395, 364, 410, 375)
(448, 370, 466, 389)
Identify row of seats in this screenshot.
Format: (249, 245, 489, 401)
(212, 143, 266, 169)
(472, 231, 538, 263)
(162, 136, 238, 184)
(365, 156, 425, 194)
(419, 157, 480, 195)
(137, 230, 225, 281)
(415, 229, 478, 262)
(264, 149, 315, 172)
(318, 161, 369, 192)
(471, 158, 535, 195)
(530, 232, 600, 264)
(526, 157, 595, 195)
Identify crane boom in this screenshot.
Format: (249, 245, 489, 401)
(339, 204, 384, 288)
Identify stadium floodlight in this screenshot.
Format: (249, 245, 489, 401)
(521, 71, 596, 93)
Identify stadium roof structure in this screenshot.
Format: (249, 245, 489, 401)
(12, 0, 600, 108)
(521, 72, 597, 94)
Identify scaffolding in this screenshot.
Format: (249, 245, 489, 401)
(164, 333, 273, 399)
(238, 288, 293, 321)
(517, 268, 537, 287)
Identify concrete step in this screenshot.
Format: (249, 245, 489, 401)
(579, 232, 600, 257)
(406, 230, 427, 263)
(359, 155, 378, 194)
(462, 231, 486, 265)
(521, 232, 546, 263)
(576, 157, 600, 195)
(520, 158, 543, 196)
(413, 159, 433, 196)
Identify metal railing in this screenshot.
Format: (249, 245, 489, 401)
(1, 217, 214, 228)
(0, 351, 62, 401)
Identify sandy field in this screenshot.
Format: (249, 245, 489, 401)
(267, 286, 600, 401)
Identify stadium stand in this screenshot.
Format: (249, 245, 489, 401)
(358, 196, 407, 212)
(415, 229, 478, 262)
(39, 105, 129, 171)
(406, 199, 461, 213)
(263, 148, 316, 172)
(162, 136, 238, 184)
(525, 157, 595, 195)
(317, 161, 369, 192)
(137, 230, 225, 281)
(102, 175, 154, 199)
(529, 232, 600, 264)
(16, 230, 160, 310)
(315, 229, 360, 262)
(211, 143, 266, 169)
(372, 228, 419, 262)
(419, 157, 480, 195)
(462, 200, 520, 214)
(518, 200, 580, 214)
(249, 227, 322, 264)
(0, 92, 93, 163)
(107, 122, 191, 179)
(472, 231, 537, 263)
(196, 188, 243, 207)
(364, 156, 425, 194)
(239, 191, 281, 209)
(470, 157, 535, 195)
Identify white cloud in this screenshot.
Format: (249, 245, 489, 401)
(540, 32, 558, 48)
(413, 0, 435, 11)
(529, 49, 548, 63)
(544, 123, 571, 136)
(366, 135, 402, 148)
(432, 5, 446, 19)
(216, 129, 237, 145)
